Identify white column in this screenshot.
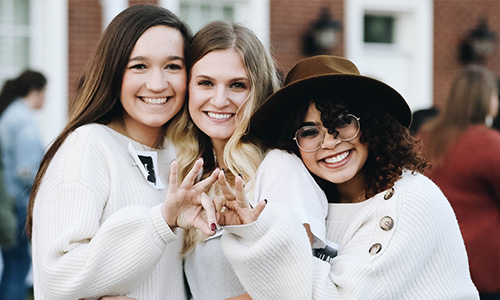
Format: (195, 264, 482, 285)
(100, 0, 128, 30)
(31, 0, 68, 147)
(245, 0, 271, 49)
(160, 0, 181, 14)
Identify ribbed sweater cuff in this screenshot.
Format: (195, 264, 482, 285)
(222, 203, 280, 244)
(151, 204, 178, 244)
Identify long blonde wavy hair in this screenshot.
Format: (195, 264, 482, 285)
(166, 21, 281, 254)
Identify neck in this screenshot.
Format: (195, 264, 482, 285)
(211, 138, 228, 170)
(24, 92, 39, 110)
(336, 172, 367, 203)
(108, 118, 161, 148)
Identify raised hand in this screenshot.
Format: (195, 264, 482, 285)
(215, 171, 266, 226)
(162, 158, 219, 235)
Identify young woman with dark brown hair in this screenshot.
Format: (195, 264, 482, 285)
(27, 5, 218, 299)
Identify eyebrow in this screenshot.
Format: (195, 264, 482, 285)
(128, 55, 185, 62)
(230, 77, 250, 82)
(301, 121, 320, 127)
(193, 75, 250, 82)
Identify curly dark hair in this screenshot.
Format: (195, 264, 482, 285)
(274, 94, 428, 202)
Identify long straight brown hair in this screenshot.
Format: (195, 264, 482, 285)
(26, 4, 192, 237)
(423, 64, 498, 166)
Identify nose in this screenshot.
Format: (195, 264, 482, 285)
(321, 131, 341, 149)
(145, 69, 169, 92)
(210, 86, 230, 108)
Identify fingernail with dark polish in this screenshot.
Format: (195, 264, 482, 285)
(221, 168, 226, 174)
(264, 199, 268, 204)
(211, 223, 217, 231)
(237, 173, 242, 177)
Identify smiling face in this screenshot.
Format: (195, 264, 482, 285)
(188, 49, 250, 148)
(119, 25, 186, 143)
(298, 103, 369, 194)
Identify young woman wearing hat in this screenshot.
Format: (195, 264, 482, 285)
(218, 55, 479, 299)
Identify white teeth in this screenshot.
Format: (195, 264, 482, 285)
(324, 151, 349, 164)
(207, 112, 233, 119)
(142, 97, 168, 105)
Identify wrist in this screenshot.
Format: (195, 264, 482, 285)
(161, 204, 178, 229)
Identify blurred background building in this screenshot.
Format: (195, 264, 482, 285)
(0, 0, 499, 147)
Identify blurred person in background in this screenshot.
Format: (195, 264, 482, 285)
(418, 64, 500, 300)
(0, 69, 47, 300)
(409, 107, 439, 135)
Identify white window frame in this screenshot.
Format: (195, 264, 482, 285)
(0, 0, 31, 83)
(160, 0, 270, 49)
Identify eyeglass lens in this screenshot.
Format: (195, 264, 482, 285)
(295, 114, 359, 151)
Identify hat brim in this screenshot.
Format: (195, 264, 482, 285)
(249, 74, 412, 145)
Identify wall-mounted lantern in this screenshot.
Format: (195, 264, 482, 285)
(302, 7, 342, 56)
(459, 17, 496, 64)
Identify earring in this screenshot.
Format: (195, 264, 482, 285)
(485, 115, 493, 127)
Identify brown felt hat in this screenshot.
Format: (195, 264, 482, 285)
(249, 55, 412, 144)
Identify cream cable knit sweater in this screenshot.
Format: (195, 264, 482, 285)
(32, 124, 187, 300)
(222, 164, 479, 299)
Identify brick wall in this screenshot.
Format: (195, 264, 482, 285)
(270, 0, 345, 77)
(67, 0, 159, 110)
(434, 0, 500, 108)
(129, 0, 159, 7)
(67, 1, 500, 110)
(67, 0, 102, 110)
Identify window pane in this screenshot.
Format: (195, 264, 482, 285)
(13, 36, 29, 67)
(364, 14, 394, 44)
(200, 4, 210, 22)
(179, 3, 190, 22)
(0, 36, 5, 63)
(14, 0, 30, 26)
(222, 5, 233, 21)
(0, 1, 4, 25)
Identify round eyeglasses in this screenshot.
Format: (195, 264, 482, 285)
(293, 114, 361, 152)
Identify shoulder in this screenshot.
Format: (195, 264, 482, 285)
(357, 172, 457, 259)
(0, 100, 33, 126)
(463, 125, 500, 144)
(65, 124, 118, 150)
(394, 171, 447, 210)
(261, 149, 303, 168)
(391, 172, 457, 231)
(52, 124, 123, 182)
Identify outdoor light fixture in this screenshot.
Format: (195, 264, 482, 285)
(469, 18, 496, 58)
(303, 7, 342, 56)
(459, 17, 496, 64)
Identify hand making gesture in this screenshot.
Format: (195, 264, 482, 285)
(214, 171, 267, 226)
(162, 158, 219, 235)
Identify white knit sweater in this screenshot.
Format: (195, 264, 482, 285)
(221, 154, 480, 299)
(183, 149, 329, 300)
(32, 124, 187, 300)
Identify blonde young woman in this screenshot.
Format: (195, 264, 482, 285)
(167, 21, 330, 300)
(168, 21, 280, 300)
